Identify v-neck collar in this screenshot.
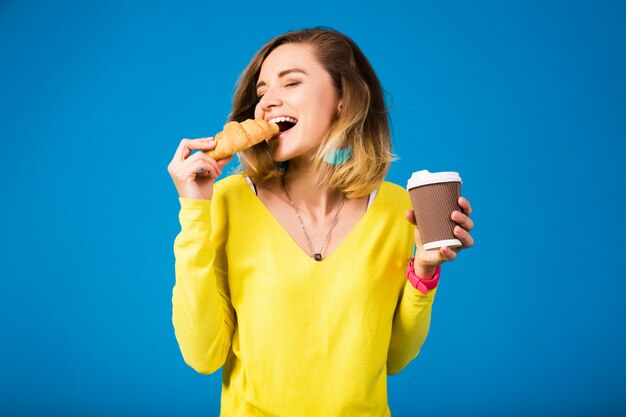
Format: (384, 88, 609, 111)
(237, 175, 382, 266)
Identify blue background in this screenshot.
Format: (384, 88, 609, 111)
(1, 0, 625, 416)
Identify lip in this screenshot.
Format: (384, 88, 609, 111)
(265, 114, 297, 122)
(266, 122, 295, 143)
(265, 114, 298, 142)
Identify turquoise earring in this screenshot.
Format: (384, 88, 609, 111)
(323, 145, 353, 165)
(322, 104, 351, 165)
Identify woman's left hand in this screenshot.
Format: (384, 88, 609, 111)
(404, 196, 474, 278)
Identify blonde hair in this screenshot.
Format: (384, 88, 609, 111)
(230, 28, 395, 198)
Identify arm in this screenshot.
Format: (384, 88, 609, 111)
(386, 278, 437, 375)
(386, 196, 475, 375)
(172, 198, 234, 374)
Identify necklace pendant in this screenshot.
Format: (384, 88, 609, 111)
(313, 253, 323, 261)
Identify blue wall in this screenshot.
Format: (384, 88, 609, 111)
(1, 0, 625, 415)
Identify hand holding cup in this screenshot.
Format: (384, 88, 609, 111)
(405, 196, 474, 261)
(405, 170, 475, 278)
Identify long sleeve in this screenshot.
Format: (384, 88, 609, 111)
(386, 280, 437, 375)
(169, 175, 442, 415)
(171, 197, 234, 374)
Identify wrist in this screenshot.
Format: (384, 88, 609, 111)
(406, 258, 440, 294)
(412, 262, 438, 280)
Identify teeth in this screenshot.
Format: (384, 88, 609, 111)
(268, 116, 298, 124)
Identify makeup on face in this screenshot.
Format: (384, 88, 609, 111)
(253, 44, 342, 162)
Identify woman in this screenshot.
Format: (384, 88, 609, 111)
(168, 28, 474, 416)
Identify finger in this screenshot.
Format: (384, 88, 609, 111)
(196, 163, 222, 177)
(189, 152, 232, 166)
(453, 225, 474, 248)
(176, 157, 220, 182)
(415, 246, 456, 267)
(189, 159, 221, 179)
(174, 138, 191, 162)
(216, 155, 234, 168)
(183, 149, 220, 165)
(440, 246, 457, 261)
(179, 139, 210, 161)
(197, 166, 223, 178)
(187, 139, 217, 157)
(458, 196, 472, 216)
(175, 138, 217, 161)
(193, 156, 221, 173)
(404, 210, 417, 226)
(451, 210, 474, 231)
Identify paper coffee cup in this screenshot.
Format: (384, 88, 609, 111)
(407, 170, 463, 251)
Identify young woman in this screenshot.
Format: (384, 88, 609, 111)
(168, 28, 474, 416)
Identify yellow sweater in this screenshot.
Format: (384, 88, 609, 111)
(172, 174, 437, 417)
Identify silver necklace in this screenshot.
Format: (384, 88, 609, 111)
(281, 175, 345, 261)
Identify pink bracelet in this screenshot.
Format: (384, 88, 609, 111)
(406, 258, 441, 294)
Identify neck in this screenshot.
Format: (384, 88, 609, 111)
(282, 159, 343, 223)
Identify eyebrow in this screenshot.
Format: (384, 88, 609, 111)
(256, 68, 308, 90)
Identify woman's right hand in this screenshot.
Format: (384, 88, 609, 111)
(167, 137, 234, 200)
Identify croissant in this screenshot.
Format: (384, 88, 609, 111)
(204, 119, 279, 160)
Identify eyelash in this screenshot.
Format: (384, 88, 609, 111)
(256, 81, 301, 100)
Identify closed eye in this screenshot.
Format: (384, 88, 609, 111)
(256, 81, 300, 101)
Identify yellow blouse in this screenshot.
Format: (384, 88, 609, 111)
(172, 174, 437, 416)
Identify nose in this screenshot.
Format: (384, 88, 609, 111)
(257, 86, 282, 113)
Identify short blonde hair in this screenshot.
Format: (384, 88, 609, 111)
(230, 28, 395, 198)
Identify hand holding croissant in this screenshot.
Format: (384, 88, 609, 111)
(168, 119, 279, 200)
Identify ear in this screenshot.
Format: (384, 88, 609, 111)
(336, 100, 343, 116)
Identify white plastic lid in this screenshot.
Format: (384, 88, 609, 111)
(406, 170, 462, 189)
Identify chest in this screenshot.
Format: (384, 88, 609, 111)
(256, 186, 369, 260)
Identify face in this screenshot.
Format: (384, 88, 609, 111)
(254, 43, 342, 163)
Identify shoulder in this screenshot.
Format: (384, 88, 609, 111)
(378, 181, 411, 205)
(213, 174, 247, 196)
(211, 174, 251, 208)
(373, 180, 412, 225)
(373, 181, 414, 248)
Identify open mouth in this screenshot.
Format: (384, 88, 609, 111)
(268, 116, 298, 133)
